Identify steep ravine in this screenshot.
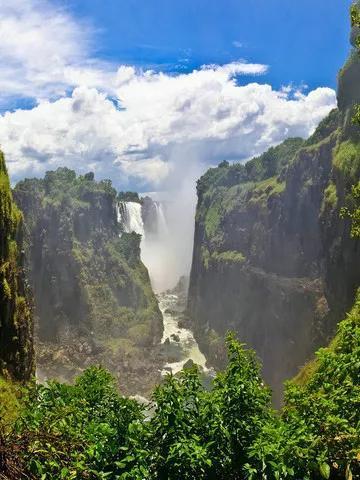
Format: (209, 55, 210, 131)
(118, 201, 209, 381)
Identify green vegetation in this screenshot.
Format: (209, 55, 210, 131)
(351, 2, 360, 123)
(333, 140, 360, 182)
(196, 138, 304, 254)
(322, 181, 338, 210)
(339, 4, 360, 240)
(211, 250, 246, 265)
(250, 291, 360, 480)
(0, 377, 23, 431)
(0, 150, 34, 381)
(204, 198, 222, 239)
(197, 137, 304, 200)
(0, 294, 359, 479)
(117, 191, 142, 203)
(244, 137, 304, 181)
(201, 248, 246, 269)
(351, 2, 360, 50)
(249, 176, 286, 206)
(341, 182, 360, 238)
(305, 109, 340, 147)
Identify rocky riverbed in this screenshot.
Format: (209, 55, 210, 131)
(36, 278, 212, 397)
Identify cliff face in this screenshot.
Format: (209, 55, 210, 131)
(14, 168, 162, 394)
(188, 50, 360, 403)
(0, 151, 34, 381)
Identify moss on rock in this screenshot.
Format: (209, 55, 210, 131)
(0, 151, 34, 382)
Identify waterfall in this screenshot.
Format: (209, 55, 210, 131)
(154, 202, 168, 236)
(117, 201, 145, 237)
(117, 197, 175, 292)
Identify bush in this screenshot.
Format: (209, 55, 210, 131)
(1, 298, 359, 479)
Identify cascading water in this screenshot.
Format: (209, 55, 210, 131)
(158, 292, 209, 376)
(154, 202, 168, 236)
(117, 201, 145, 237)
(117, 197, 210, 379)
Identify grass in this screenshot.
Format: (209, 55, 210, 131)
(211, 250, 246, 265)
(333, 139, 360, 182)
(248, 176, 285, 207)
(0, 377, 23, 431)
(322, 181, 338, 210)
(205, 200, 222, 239)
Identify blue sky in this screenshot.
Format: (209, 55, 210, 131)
(0, 0, 351, 192)
(66, 0, 352, 91)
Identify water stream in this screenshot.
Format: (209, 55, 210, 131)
(158, 292, 208, 376)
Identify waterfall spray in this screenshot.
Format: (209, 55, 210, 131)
(117, 201, 145, 237)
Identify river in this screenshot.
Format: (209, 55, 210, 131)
(157, 291, 208, 376)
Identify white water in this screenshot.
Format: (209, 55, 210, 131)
(154, 202, 168, 236)
(118, 201, 145, 237)
(141, 201, 171, 292)
(158, 292, 208, 376)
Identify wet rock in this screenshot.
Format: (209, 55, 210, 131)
(183, 359, 195, 369)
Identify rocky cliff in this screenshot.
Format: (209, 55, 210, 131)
(188, 44, 360, 404)
(0, 151, 34, 381)
(14, 168, 162, 395)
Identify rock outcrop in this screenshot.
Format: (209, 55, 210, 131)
(14, 168, 162, 395)
(0, 151, 34, 381)
(188, 44, 360, 404)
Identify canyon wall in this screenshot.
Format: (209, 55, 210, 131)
(188, 47, 360, 403)
(14, 168, 162, 394)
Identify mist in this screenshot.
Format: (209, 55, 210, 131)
(141, 145, 207, 293)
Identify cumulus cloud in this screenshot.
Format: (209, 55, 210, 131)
(0, 70, 336, 185)
(0, 0, 338, 287)
(0, 0, 115, 105)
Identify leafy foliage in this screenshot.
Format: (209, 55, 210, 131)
(341, 182, 360, 238)
(117, 192, 142, 203)
(341, 4, 360, 240)
(351, 3, 360, 50)
(249, 291, 360, 480)
(1, 300, 358, 480)
(14, 367, 143, 479)
(352, 3, 360, 125)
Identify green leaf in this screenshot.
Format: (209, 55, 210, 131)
(319, 462, 330, 479)
(345, 464, 353, 480)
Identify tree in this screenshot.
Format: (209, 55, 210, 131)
(341, 183, 360, 238)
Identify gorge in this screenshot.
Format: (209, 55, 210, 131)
(7, 50, 360, 403)
(0, 2, 359, 478)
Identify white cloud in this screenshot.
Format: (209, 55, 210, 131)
(0, 0, 337, 188)
(0, 72, 336, 186)
(0, 0, 116, 104)
(0, 0, 338, 288)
